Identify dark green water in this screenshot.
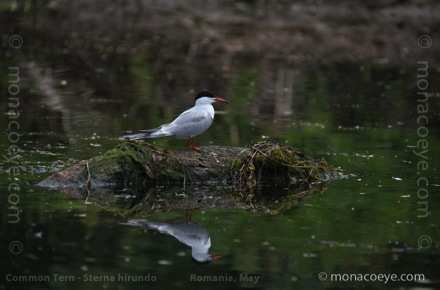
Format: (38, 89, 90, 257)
(1, 3, 440, 289)
(1, 62, 439, 289)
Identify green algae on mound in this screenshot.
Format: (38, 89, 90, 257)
(37, 141, 341, 213)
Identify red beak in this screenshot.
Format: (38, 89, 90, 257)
(214, 97, 230, 104)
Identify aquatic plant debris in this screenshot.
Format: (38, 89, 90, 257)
(37, 141, 342, 214)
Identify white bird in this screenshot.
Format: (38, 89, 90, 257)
(122, 217, 224, 263)
(123, 90, 229, 151)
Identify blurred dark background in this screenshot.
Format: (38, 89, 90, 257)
(1, 0, 439, 146)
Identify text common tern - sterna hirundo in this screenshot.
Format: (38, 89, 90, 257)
(123, 90, 229, 151)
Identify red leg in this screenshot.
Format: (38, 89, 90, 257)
(186, 208, 199, 220)
(187, 138, 192, 149)
(191, 138, 201, 151)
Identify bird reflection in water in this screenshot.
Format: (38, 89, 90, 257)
(123, 210, 224, 263)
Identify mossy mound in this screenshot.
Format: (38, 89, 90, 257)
(38, 141, 341, 214)
(232, 141, 336, 192)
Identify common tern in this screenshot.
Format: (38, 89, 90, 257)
(123, 90, 229, 151)
(122, 217, 224, 263)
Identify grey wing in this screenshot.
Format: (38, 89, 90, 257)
(166, 108, 213, 137)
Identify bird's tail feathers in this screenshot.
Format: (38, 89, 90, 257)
(122, 125, 171, 140)
(121, 219, 166, 230)
(122, 131, 154, 140)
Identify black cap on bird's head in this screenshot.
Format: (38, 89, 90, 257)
(195, 90, 216, 101)
(194, 90, 230, 104)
